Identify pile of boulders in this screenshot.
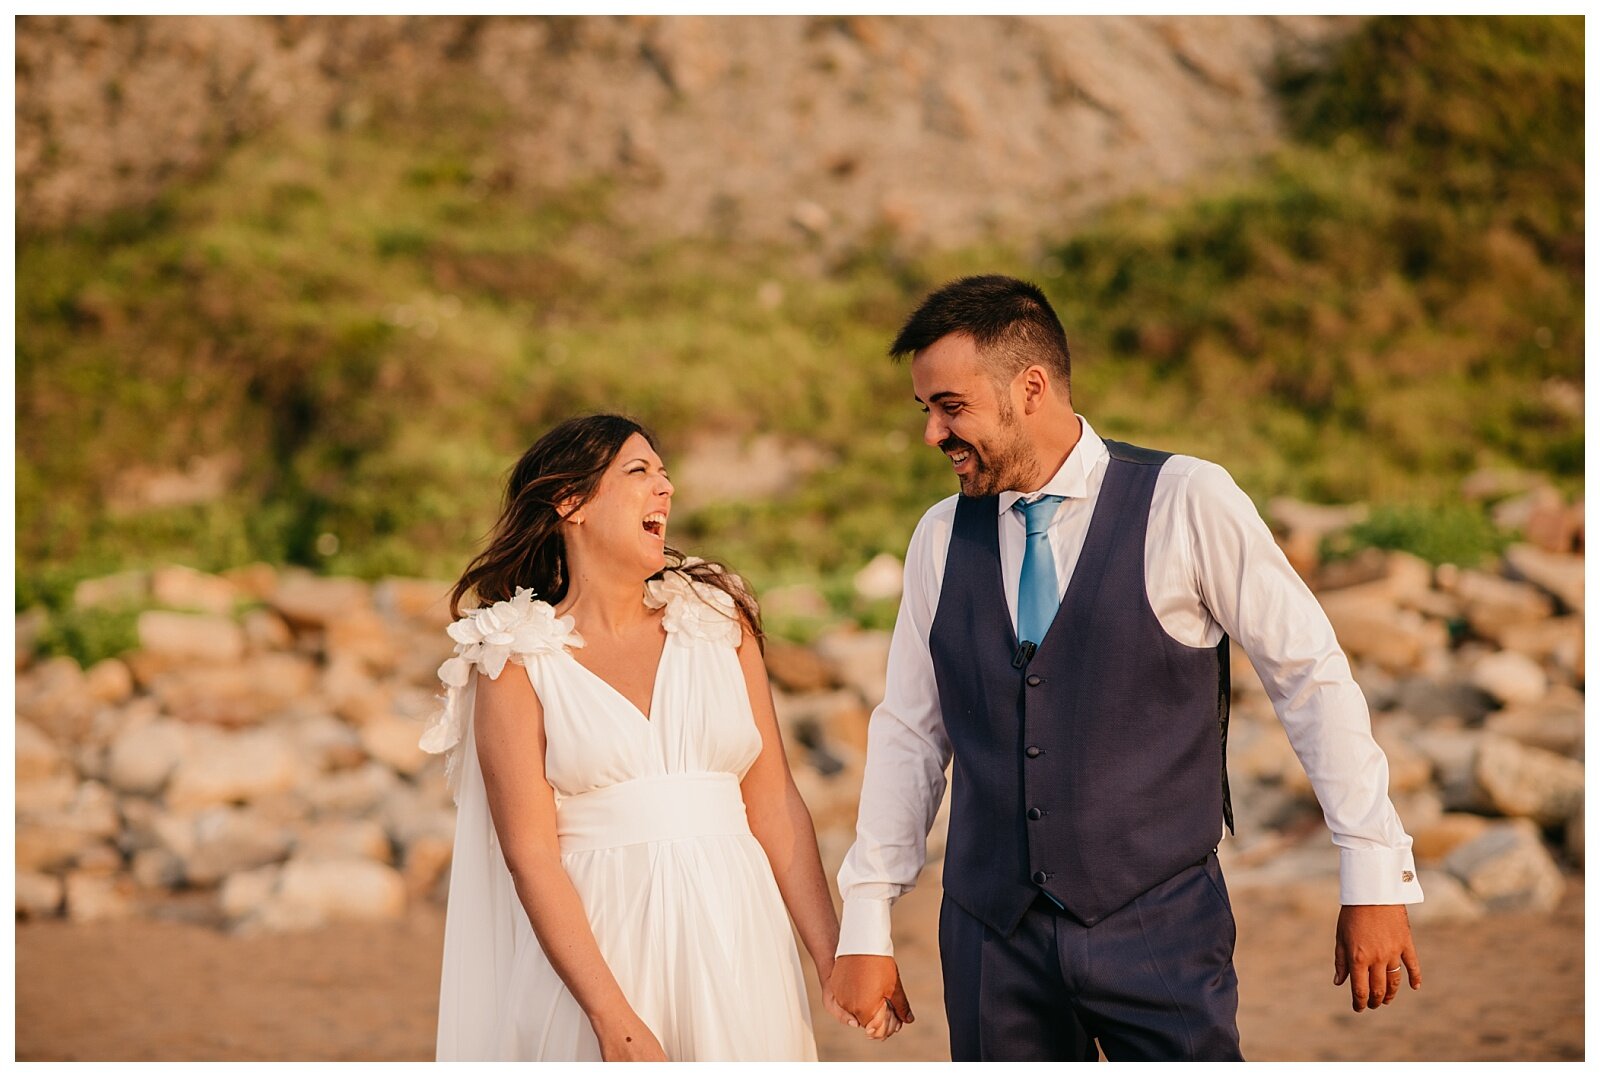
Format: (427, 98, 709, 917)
(13, 478, 1583, 932)
(16, 565, 459, 933)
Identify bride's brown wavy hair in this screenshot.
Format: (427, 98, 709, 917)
(449, 414, 763, 647)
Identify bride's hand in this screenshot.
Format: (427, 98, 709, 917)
(863, 998, 903, 1042)
(592, 1011, 669, 1061)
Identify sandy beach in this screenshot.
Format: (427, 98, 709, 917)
(16, 872, 1583, 1062)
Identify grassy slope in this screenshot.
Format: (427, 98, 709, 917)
(16, 16, 1584, 652)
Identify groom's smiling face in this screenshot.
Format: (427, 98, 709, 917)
(911, 332, 1036, 498)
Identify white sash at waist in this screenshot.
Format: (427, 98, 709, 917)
(556, 772, 752, 853)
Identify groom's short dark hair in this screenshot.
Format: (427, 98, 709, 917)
(889, 275, 1072, 393)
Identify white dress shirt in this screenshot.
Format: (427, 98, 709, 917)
(836, 416, 1423, 957)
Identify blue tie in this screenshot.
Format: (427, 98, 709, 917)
(1014, 495, 1066, 647)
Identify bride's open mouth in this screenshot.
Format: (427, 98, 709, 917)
(643, 512, 667, 540)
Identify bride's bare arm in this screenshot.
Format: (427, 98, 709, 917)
(735, 632, 856, 1025)
(473, 665, 667, 1061)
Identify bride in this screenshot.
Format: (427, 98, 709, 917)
(419, 414, 895, 1060)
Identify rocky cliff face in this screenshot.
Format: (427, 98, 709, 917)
(17, 14, 1356, 246)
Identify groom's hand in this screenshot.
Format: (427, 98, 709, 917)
(830, 954, 915, 1028)
(1334, 904, 1421, 1013)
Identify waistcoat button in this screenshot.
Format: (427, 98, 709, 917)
(1026, 674, 1042, 687)
(1025, 745, 1042, 758)
(1027, 807, 1043, 820)
(1031, 870, 1048, 885)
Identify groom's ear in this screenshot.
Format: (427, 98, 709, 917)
(1019, 365, 1051, 414)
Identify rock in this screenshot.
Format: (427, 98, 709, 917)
(73, 569, 149, 609)
(1310, 547, 1388, 591)
(763, 639, 839, 694)
(270, 857, 407, 924)
(84, 657, 135, 704)
(1502, 544, 1583, 613)
(166, 727, 302, 810)
(325, 608, 397, 670)
(1473, 734, 1584, 826)
(1406, 871, 1486, 925)
(1229, 778, 1318, 833)
(16, 607, 47, 670)
(300, 761, 401, 816)
(1391, 787, 1444, 831)
(1405, 728, 1491, 813)
(223, 562, 280, 602)
(131, 846, 186, 889)
(379, 784, 457, 850)
(270, 572, 372, 629)
(1467, 651, 1548, 707)
(1441, 819, 1565, 914)
(359, 714, 429, 775)
(221, 863, 283, 919)
(1490, 484, 1561, 534)
(773, 687, 871, 759)
(16, 870, 64, 918)
(374, 577, 456, 628)
(812, 627, 891, 708)
(1483, 687, 1584, 759)
(1391, 676, 1495, 724)
(16, 826, 98, 873)
(402, 835, 454, 898)
(852, 552, 904, 602)
(180, 806, 296, 886)
(1524, 493, 1582, 554)
(1318, 589, 1446, 674)
(148, 653, 317, 725)
(17, 774, 78, 815)
(1267, 498, 1369, 576)
(151, 564, 241, 615)
(16, 719, 69, 784)
(1226, 721, 1302, 786)
(241, 608, 294, 652)
(136, 610, 246, 664)
(64, 871, 136, 922)
(16, 655, 96, 741)
(1445, 570, 1554, 643)
(1494, 616, 1583, 682)
(106, 718, 191, 795)
(287, 711, 367, 772)
(295, 818, 393, 863)
(1410, 812, 1493, 864)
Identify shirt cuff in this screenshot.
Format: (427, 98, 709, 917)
(836, 896, 895, 958)
(1339, 845, 1425, 905)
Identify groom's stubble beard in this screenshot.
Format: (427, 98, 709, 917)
(946, 396, 1036, 498)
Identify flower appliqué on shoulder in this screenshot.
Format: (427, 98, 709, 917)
(645, 560, 744, 648)
(419, 587, 582, 793)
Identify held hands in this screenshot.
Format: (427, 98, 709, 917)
(828, 954, 914, 1042)
(1334, 904, 1422, 1013)
(592, 1009, 669, 1061)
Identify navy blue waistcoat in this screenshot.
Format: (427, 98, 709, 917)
(929, 440, 1232, 935)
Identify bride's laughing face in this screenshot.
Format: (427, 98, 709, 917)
(562, 432, 675, 580)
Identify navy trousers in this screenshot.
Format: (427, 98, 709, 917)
(939, 853, 1244, 1062)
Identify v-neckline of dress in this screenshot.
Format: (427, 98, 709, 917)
(560, 627, 671, 724)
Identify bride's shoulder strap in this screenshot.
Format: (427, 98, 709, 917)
(418, 587, 581, 799)
(645, 560, 745, 648)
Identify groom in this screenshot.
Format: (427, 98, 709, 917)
(828, 276, 1424, 1060)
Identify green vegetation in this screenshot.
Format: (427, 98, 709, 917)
(17, 16, 1583, 635)
(1323, 504, 1511, 569)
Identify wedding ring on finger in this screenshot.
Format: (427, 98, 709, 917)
(1387, 966, 1403, 975)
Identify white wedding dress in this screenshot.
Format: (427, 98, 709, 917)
(419, 570, 818, 1061)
